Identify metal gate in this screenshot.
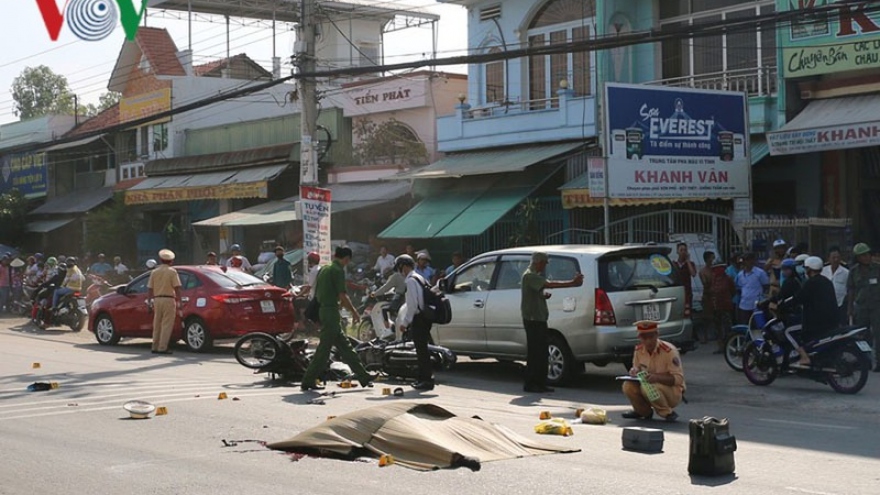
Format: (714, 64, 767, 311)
(605, 209, 738, 259)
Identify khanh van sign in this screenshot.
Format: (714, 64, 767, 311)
(768, 122, 880, 155)
(604, 83, 750, 199)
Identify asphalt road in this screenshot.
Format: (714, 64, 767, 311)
(1, 315, 878, 495)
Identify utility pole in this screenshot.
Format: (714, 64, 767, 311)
(297, 0, 319, 186)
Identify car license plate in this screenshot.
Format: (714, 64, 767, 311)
(260, 300, 275, 313)
(642, 303, 661, 321)
(856, 340, 872, 352)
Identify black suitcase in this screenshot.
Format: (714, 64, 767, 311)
(622, 426, 664, 453)
(688, 417, 737, 476)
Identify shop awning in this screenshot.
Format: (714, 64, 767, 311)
(379, 174, 545, 239)
(768, 95, 880, 155)
(559, 174, 689, 209)
(391, 142, 582, 180)
(125, 164, 287, 205)
(29, 187, 114, 215)
(751, 138, 769, 165)
(26, 218, 76, 233)
(41, 134, 106, 152)
(192, 199, 299, 228)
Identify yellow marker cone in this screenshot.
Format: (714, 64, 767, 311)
(539, 411, 552, 420)
(217, 392, 228, 400)
(379, 454, 394, 467)
(339, 381, 351, 389)
(382, 388, 391, 396)
(575, 408, 585, 418)
(156, 406, 168, 416)
(32, 363, 41, 369)
(50, 382, 60, 390)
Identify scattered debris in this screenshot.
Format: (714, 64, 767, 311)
(67, 403, 78, 407)
(232, 397, 241, 401)
(218, 392, 228, 400)
(27, 382, 55, 392)
(123, 400, 156, 419)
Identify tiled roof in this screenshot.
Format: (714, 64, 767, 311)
(194, 53, 272, 78)
(66, 103, 120, 138)
(136, 27, 186, 76)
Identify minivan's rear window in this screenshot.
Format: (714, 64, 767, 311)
(599, 252, 679, 292)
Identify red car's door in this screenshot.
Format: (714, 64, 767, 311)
(112, 274, 152, 334)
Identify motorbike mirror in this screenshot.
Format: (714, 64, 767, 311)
(438, 278, 449, 293)
(116, 286, 126, 295)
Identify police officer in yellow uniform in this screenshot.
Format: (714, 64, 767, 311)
(847, 242, 880, 372)
(622, 320, 686, 422)
(147, 249, 181, 355)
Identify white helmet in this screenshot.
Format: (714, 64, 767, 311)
(145, 259, 157, 269)
(773, 239, 787, 248)
(794, 254, 809, 264)
(804, 256, 823, 271)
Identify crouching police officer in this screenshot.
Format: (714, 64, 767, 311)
(621, 321, 686, 422)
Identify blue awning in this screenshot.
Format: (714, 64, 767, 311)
(751, 138, 769, 166)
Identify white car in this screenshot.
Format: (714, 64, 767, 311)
(435, 244, 694, 385)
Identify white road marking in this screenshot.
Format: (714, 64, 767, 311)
(759, 418, 854, 430)
(786, 487, 843, 495)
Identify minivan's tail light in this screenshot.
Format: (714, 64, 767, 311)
(684, 304, 692, 318)
(594, 288, 617, 326)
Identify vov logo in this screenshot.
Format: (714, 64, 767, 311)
(36, 0, 147, 42)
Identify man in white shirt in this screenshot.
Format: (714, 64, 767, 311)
(373, 246, 395, 278)
(305, 252, 321, 299)
(396, 254, 434, 391)
(225, 244, 252, 273)
(821, 246, 849, 326)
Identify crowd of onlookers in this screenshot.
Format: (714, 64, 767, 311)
(0, 251, 133, 314)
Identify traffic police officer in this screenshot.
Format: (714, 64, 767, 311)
(847, 242, 880, 371)
(622, 321, 686, 422)
(147, 249, 181, 355)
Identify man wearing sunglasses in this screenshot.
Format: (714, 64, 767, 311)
(621, 320, 686, 422)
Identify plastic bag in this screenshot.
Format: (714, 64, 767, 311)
(580, 407, 608, 425)
(534, 418, 574, 436)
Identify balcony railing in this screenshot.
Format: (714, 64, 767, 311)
(462, 96, 565, 120)
(646, 66, 778, 97)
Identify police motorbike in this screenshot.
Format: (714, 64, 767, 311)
(742, 302, 872, 394)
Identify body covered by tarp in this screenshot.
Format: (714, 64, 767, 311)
(267, 402, 579, 470)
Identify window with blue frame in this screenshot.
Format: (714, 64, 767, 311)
(527, 0, 595, 104)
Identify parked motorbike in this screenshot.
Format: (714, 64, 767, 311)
(34, 289, 88, 332)
(742, 309, 872, 394)
(11, 284, 39, 317)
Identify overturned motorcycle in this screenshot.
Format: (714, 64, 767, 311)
(742, 315, 872, 394)
(234, 332, 456, 383)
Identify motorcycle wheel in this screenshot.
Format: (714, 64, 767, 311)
(724, 333, 748, 372)
(69, 313, 85, 332)
(234, 333, 281, 369)
(826, 345, 871, 395)
(742, 342, 779, 386)
(357, 319, 375, 341)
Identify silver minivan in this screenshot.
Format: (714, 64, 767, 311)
(434, 244, 694, 385)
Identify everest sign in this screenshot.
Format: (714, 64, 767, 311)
(604, 83, 750, 199)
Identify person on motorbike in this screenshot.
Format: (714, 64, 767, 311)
(371, 257, 409, 329)
(228, 255, 245, 272)
(52, 258, 84, 311)
(776, 256, 839, 367)
(769, 259, 802, 320)
(35, 258, 65, 325)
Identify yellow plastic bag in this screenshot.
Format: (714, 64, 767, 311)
(580, 407, 608, 425)
(534, 418, 574, 436)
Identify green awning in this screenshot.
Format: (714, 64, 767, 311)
(391, 142, 582, 180)
(434, 186, 534, 237)
(751, 138, 769, 165)
(378, 189, 486, 239)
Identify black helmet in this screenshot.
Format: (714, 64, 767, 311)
(66, 257, 77, 267)
(394, 254, 415, 271)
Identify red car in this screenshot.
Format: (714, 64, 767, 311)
(88, 265, 295, 352)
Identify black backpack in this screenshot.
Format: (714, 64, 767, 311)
(688, 416, 737, 476)
(412, 273, 452, 325)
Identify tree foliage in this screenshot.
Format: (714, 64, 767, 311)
(11, 65, 75, 119)
(509, 198, 542, 247)
(84, 193, 142, 263)
(0, 190, 29, 247)
(80, 92, 122, 118)
(352, 118, 429, 167)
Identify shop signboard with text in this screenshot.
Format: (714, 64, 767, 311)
(768, 121, 880, 154)
(300, 186, 332, 266)
(782, 0, 880, 77)
(0, 152, 47, 198)
(604, 83, 750, 199)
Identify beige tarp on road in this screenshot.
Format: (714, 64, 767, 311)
(267, 402, 579, 471)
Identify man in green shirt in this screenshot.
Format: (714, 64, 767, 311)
(521, 252, 583, 393)
(847, 242, 880, 372)
(301, 246, 373, 390)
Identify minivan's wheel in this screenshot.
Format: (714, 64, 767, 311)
(724, 333, 748, 372)
(742, 342, 778, 386)
(547, 333, 576, 386)
(94, 314, 120, 345)
(827, 345, 870, 394)
(184, 317, 212, 352)
(234, 333, 281, 369)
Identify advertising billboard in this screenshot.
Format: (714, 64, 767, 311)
(0, 152, 48, 198)
(604, 83, 750, 199)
